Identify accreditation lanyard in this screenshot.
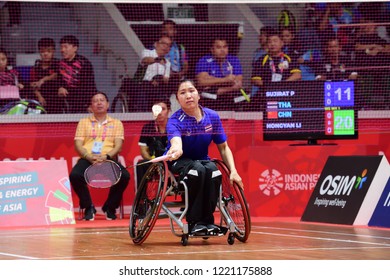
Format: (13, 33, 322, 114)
(167, 43, 181, 72)
(220, 60, 233, 77)
(91, 120, 108, 141)
(269, 55, 285, 74)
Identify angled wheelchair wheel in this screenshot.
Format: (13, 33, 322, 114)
(112, 91, 129, 113)
(129, 162, 168, 244)
(214, 159, 251, 242)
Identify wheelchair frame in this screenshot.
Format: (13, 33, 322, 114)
(129, 159, 251, 246)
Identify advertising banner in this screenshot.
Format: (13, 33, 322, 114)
(0, 160, 75, 227)
(248, 145, 340, 217)
(368, 177, 390, 228)
(301, 155, 390, 225)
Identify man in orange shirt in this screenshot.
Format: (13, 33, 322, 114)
(69, 92, 130, 220)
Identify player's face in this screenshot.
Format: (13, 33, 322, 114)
(211, 40, 229, 60)
(0, 53, 7, 71)
(91, 93, 109, 114)
(61, 43, 77, 61)
(39, 47, 55, 62)
(177, 81, 200, 110)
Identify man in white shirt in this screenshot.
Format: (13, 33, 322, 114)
(136, 35, 172, 111)
(141, 35, 172, 83)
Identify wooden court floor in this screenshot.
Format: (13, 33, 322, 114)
(1, 215, 390, 260)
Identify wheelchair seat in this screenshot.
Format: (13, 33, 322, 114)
(129, 159, 251, 246)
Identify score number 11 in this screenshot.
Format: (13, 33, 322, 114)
(324, 81, 354, 107)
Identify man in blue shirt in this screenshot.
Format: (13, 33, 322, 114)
(195, 38, 245, 111)
(166, 80, 243, 236)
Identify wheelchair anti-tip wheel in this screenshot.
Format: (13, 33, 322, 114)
(129, 162, 168, 244)
(181, 234, 189, 246)
(228, 233, 235, 245)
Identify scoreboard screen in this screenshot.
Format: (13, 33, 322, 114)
(263, 80, 358, 144)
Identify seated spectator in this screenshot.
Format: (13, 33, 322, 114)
(69, 92, 130, 221)
(251, 29, 301, 87)
(353, 19, 390, 109)
(298, 49, 323, 81)
(195, 37, 246, 111)
(280, 25, 318, 81)
(298, 4, 322, 52)
(136, 35, 172, 111)
(278, 9, 297, 36)
(318, 3, 357, 54)
(0, 48, 25, 107)
(251, 26, 273, 97)
(253, 26, 273, 65)
(30, 38, 61, 114)
(162, 20, 188, 86)
(296, 4, 323, 81)
(136, 100, 169, 189)
(354, 20, 390, 69)
(280, 26, 302, 61)
(314, 36, 358, 81)
(58, 35, 97, 113)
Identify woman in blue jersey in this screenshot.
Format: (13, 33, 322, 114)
(166, 80, 243, 236)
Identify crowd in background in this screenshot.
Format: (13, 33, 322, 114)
(1, 2, 390, 113)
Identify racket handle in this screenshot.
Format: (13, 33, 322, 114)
(240, 88, 250, 102)
(149, 154, 170, 163)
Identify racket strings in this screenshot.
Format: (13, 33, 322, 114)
(85, 161, 121, 188)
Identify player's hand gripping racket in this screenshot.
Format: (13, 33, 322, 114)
(84, 154, 170, 188)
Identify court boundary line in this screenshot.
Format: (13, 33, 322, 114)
(2, 224, 390, 260)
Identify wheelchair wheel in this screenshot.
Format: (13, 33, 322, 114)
(112, 91, 129, 113)
(214, 159, 251, 242)
(129, 162, 168, 244)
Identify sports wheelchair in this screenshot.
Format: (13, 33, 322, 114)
(129, 159, 251, 246)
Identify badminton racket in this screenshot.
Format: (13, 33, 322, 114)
(233, 88, 250, 103)
(84, 154, 170, 188)
(224, 61, 250, 103)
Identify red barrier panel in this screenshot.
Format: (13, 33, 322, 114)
(1, 118, 390, 217)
